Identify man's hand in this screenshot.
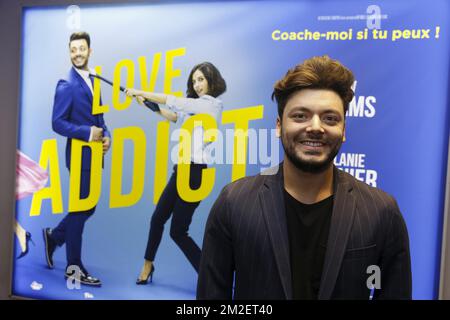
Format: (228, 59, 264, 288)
(102, 136, 111, 155)
(91, 126, 103, 142)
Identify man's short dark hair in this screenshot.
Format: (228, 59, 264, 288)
(272, 55, 355, 117)
(69, 32, 91, 48)
(186, 62, 227, 98)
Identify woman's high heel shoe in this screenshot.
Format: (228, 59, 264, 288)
(17, 232, 34, 259)
(136, 265, 155, 285)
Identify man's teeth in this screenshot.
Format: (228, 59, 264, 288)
(302, 141, 324, 147)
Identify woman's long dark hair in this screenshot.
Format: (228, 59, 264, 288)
(186, 62, 226, 98)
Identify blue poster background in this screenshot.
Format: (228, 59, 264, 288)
(14, 0, 450, 299)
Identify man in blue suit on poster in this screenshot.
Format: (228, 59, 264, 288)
(43, 32, 110, 286)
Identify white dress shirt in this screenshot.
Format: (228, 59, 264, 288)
(73, 67, 97, 142)
(166, 94, 223, 164)
(74, 66, 96, 94)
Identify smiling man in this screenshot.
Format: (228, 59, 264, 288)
(43, 32, 111, 287)
(197, 55, 412, 300)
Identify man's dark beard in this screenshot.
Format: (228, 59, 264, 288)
(281, 129, 342, 174)
(72, 56, 88, 70)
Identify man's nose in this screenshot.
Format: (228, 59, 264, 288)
(306, 115, 325, 133)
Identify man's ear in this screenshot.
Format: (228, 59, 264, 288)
(89, 48, 93, 56)
(342, 126, 346, 142)
(276, 117, 281, 138)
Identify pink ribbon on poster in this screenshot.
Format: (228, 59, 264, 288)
(16, 151, 48, 200)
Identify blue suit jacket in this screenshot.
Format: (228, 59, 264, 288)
(52, 67, 110, 171)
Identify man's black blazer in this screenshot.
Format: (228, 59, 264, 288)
(197, 163, 412, 299)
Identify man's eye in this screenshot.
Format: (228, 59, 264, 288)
(324, 115, 339, 123)
(293, 114, 307, 120)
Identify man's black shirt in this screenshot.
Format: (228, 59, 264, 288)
(284, 190, 333, 300)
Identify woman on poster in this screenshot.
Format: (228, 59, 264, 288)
(125, 62, 226, 284)
(15, 150, 48, 258)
